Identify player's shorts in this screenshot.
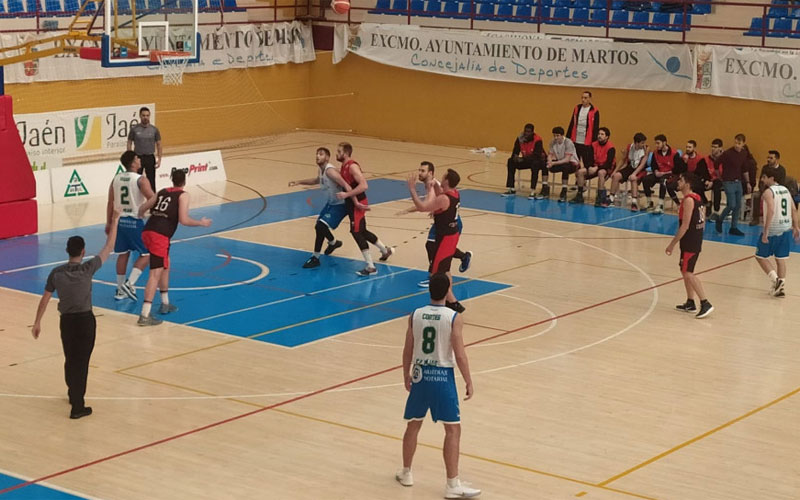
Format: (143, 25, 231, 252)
(347, 198, 368, 233)
(114, 217, 148, 255)
(428, 217, 463, 242)
(584, 167, 608, 181)
(403, 365, 460, 424)
(142, 230, 171, 270)
(431, 233, 460, 273)
(615, 165, 645, 181)
(679, 250, 699, 273)
(756, 230, 792, 259)
(318, 203, 347, 230)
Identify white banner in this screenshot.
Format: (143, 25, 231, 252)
(50, 150, 226, 203)
(2, 22, 315, 83)
(343, 24, 694, 92)
(15, 104, 155, 161)
(694, 45, 800, 106)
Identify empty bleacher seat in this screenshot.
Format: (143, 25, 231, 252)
(610, 8, 628, 26)
(25, 0, 41, 13)
(648, 11, 670, 29)
(440, 0, 461, 16)
(629, 9, 649, 27)
(572, 7, 590, 23)
(768, 17, 793, 37)
(409, 0, 424, 14)
(63, 0, 78, 11)
(535, 4, 551, 21)
(8, 0, 25, 13)
(370, 0, 391, 12)
(553, 0, 570, 7)
(475, 2, 495, 18)
(588, 7, 607, 25)
(768, 5, 788, 18)
(391, 0, 409, 12)
(513, 4, 531, 20)
(573, 0, 590, 9)
(549, 5, 569, 22)
(671, 12, 690, 30)
(691, 1, 710, 14)
(45, 0, 62, 12)
(497, 3, 514, 18)
(134, 0, 146, 11)
(424, 0, 442, 15)
(744, 16, 766, 36)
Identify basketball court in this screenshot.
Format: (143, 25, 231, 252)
(2, 131, 800, 499)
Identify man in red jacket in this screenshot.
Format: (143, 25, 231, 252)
(503, 123, 546, 197)
(566, 90, 600, 169)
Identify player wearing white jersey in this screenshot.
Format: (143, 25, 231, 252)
(755, 165, 799, 297)
(396, 273, 480, 499)
(288, 147, 352, 269)
(105, 151, 155, 301)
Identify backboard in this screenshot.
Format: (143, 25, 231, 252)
(101, 0, 201, 67)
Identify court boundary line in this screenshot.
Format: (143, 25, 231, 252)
(0, 254, 751, 496)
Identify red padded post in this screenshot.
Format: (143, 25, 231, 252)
(0, 95, 38, 238)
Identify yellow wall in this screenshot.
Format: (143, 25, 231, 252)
(7, 54, 798, 175)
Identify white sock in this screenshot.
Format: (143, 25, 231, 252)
(116, 274, 125, 288)
(768, 270, 778, 283)
(447, 477, 460, 488)
(312, 251, 320, 258)
(142, 302, 152, 317)
(542, 181, 548, 186)
(362, 250, 374, 268)
(160, 291, 169, 305)
(128, 267, 143, 286)
(402, 467, 411, 474)
(373, 239, 387, 254)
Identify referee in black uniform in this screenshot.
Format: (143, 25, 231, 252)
(31, 209, 121, 419)
(127, 106, 162, 192)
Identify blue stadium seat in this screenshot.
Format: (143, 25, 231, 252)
(45, 0, 62, 12)
(744, 16, 766, 36)
(63, 0, 78, 11)
(370, 0, 391, 12)
(197, 0, 208, 8)
(209, 0, 220, 8)
(222, 0, 244, 11)
(789, 19, 800, 37)
(554, 0, 570, 7)
(83, 0, 96, 11)
(589, 0, 607, 8)
(629, 10, 649, 28)
(392, 0, 409, 12)
(649, 1, 660, 11)
(24, 0, 41, 13)
(441, 0, 462, 16)
(549, 6, 569, 22)
(540, 0, 555, 6)
(459, 1, 475, 15)
(790, 7, 800, 18)
(513, 4, 531, 20)
(768, 5, 789, 18)
(768, 16, 792, 36)
(8, 0, 25, 13)
(409, 0, 424, 14)
(475, 2, 495, 18)
(611, 0, 623, 8)
(497, 3, 514, 18)
(134, 0, 146, 11)
(572, 7, 590, 23)
(573, 0, 590, 9)
(424, 0, 442, 15)
(117, 0, 131, 12)
(691, 2, 710, 14)
(610, 8, 628, 26)
(670, 12, 690, 30)
(178, 0, 193, 10)
(535, 5, 550, 21)
(588, 7, 606, 25)
(648, 11, 669, 29)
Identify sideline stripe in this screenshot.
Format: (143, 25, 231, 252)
(0, 255, 751, 496)
(596, 383, 800, 487)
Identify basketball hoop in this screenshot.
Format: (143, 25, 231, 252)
(150, 51, 191, 86)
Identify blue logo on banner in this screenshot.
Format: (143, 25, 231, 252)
(648, 52, 691, 80)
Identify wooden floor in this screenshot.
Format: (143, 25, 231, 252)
(2, 132, 799, 500)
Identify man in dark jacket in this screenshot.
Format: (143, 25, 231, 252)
(503, 123, 546, 197)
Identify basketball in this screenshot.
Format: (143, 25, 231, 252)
(332, 0, 350, 14)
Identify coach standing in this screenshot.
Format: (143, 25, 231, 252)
(566, 90, 600, 169)
(127, 106, 162, 192)
(31, 210, 121, 419)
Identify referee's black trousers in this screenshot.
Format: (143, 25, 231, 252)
(140, 154, 157, 192)
(59, 312, 96, 410)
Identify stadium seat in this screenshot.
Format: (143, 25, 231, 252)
(440, 0, 461, 16)
(610, 8, 628, 26)
(744, 16, 766, 36)
(553, 0, 569, 7)
(424, 0, 442, 15)
(589, 0, 607, 8)
(768, 5, 789, 18)
(588, 7, 606, 25)
(691, 2, 710, 14)
(670, 12, 690, 30)
(7, 0, 25, 13)
(63, 0, 78, 10)
(497, 3, 514, 18)
(459, 1, 475, 15)
(197, 0, 208, 8)
(370, 0, 391, 12)
(628, 10, 649, 28)
(768, 16, 792, 37)
(134, 0, 146, 11)
(45, 0, 62, 12)
(513, 4, 531, 20)
(24, 0, 41, 14)
(209, 0, 220, 7)
(535, 5, 551, 21)
(409, 0, 424, 14)
(392, 0, 409, 12)
(648, 11, 670, 29)
(540, 0, 554, 6)
(475, 2, 495, 18)
(573, 0, 590, 9)
(789, 19, 800, 37)
(117, 0, 131, 12)
(549, 6, 569, 23)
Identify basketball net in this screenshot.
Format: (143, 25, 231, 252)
(155, 53, 190, 86)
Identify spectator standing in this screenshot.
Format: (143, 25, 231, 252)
(715, 133, 753, 236)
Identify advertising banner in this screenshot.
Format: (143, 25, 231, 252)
(343, 24, 694, 92)
(1, 21, 315, 83)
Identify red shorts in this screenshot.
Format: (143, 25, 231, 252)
(679, 251, 699, 273)
(431, 233, 460, 274)
(142, 230, 170, 270)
